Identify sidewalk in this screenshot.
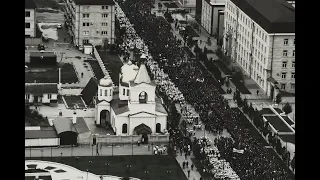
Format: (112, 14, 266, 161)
(25, 144, 155, 158)
(176, 154, 201, 180)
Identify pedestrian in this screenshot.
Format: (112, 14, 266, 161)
(256, 89, 259, 96)
(191, 164, 194, 170)
(186, 161, 189, 168)
(96, 143, 99, 156)
(182, 161, 185, 169)
(81, 72, 84, 78)
(187, 170, 190, 178)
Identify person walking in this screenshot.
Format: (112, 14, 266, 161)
(96, 143, 99, 156)
(186, 161, 189, 168)
(191, 164, 194, 170)
(256, 89, 259, 96)
(81, 72, 84, 78)
(187, 170, 191, 178)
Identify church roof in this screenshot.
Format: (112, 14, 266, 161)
(155, 98, 168, 114)
(133, 63, 151, 84)
(81, 78, 98, 106)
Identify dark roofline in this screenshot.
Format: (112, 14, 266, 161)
(74, 0, 115, 5)
(230, 0, 295, 33)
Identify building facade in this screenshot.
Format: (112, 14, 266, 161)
(201, 0, 225, 36)
(25, 0, 36, 37)
(63, 0, 116, 49)
(223, 0, 295, 98)
(25, 83, 59, 105)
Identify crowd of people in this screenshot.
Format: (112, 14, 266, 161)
(115, 0, 294, 179)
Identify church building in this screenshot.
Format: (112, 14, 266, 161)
(94, 55, 168, 140)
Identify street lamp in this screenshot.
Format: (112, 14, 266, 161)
(60, 152, 63, 163)
(144, 170, 149, 180)
(166, 170, 171, 180)
(71, 144, 73, 157)
(89, 161, 92, 172)
(105, 163, 110, 175)
(91, 144, 94, 157)
(86, 169, 89, 180)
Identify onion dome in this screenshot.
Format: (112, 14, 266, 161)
(99, 75, 113, 87)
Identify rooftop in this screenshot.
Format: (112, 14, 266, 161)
(25, 83, 58, 95)
(230, 0, 295, 33)
(74, 0, 115, 5)
(25, 127, 58, 139)
(25, 0, 36, 9)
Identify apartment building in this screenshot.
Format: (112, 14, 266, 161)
(64, 0, 116, 49)
(25, 0, 36, 37)
(223, 0, 295, 99)
(200, 0, 225, 36)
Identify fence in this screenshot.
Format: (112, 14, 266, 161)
(25, 38, 42, 46)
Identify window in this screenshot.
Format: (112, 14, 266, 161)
(283, 39, 288, 45)
(123, 88, 125, 95)
(48, 94, 52, 99)
(122, 124, 127, 134)
(283, 50, 288, 57)
(281, 72, 287, 79)
(25, 11, 30, 17)
(100, 89, 102, 96)
(105, 90, 108, 96)
(156, 123, 161, 133)
(292, 50, 295, 57)
(83, 22, 90, 27)
(110, 89, 112, 96)
(281, 84, 286, 90)
(282, 61, 287, 68)
(101, 31, 108, 35)
(83, 31, 89, 35)
(102, 13, 108, 18)
(291, 84, 295, 90)
(82, 13, 89, 18)
(292, 61, 295, 68)
(101, 22, 108, 26)
(291, 72, 295, 79)
(139, 91, 148, 103)
(25, 94, 30, 100)
(25, 23, 30, 29)
(102, 6, 108, 9)
(127, 89, 130, 96)
(83, 39, 89, 44)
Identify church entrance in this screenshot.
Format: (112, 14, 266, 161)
(142, 133, 149, 144)
(100, 110, 110, 128)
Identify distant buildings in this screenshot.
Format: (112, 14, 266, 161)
(25, 83, 59, 106)
(63, 0, 116, 49)
(223, 0, 295, 99)
(25, 0, 36, 37)
(200, 0, 225, 37)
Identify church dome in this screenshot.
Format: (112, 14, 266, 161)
(127, 60, 133, 65)
(121, 62, 138, 83)
(99, 75, 113, 87)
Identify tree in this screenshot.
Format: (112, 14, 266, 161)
(275, 94, 282, 104)
(282, 102, 292, 115)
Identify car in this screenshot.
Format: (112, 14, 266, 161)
(57, 23, 62, 29)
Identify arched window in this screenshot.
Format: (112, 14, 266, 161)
(139, 91, 148, 103)
(156, 123, 161, 133)
(122, 124, 127, 134)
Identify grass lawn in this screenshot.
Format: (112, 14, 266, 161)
(84, 60, 104, 80)
(97, 50, 123, 85)
(26, 156, 187, 180)
(63, 95, 86, 109)
(25, 63, 78, 84)
(264, 116, 293, 133)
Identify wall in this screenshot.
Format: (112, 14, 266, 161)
(25, 138, 60, 147)
(201, 0, 212, 34)
(25, 38, 42, 46)
(74, 4, 115, 47)
(269, 35, 295, 92)
(129, 116, 157, 135)
(25, 9, 35, 37)
(129, 84, 156, 113)
(93, 134, 169, 144)
(25, 93, 58, 104)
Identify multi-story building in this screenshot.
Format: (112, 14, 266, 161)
(63, 0, 116, 49)
(200, 0, 225, 37)
(25, 0, 36, 37)
(223, 0, 295, 99)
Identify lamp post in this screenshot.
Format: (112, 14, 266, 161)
(89, 161, 92, 172)
(144, 170, 149, 180)
(30, 146, 32, 157)
(105, 163, 110, 175)
(131, 136, 134, 155)
(60, 152, 63, 163)
(151, 143, 154, 155)
(86, 169, 89, 180)
(166, 170, 171, 180)
(51, 146, 53, 158)
(75, 157, 79, 168)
